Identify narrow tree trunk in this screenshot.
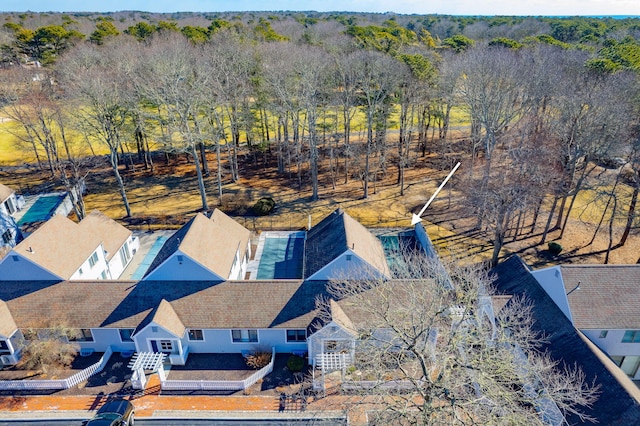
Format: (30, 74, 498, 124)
(618, 185, 638, 247)
(530, 198, 542, 234)
(343, 107, 351, 184)
(605, 192, 619, 264)
(191, 142, 209, 212)
(215, 140, 223, 205)
(540, 196, 559, 244)
(309, 111, 319, 201)
(364, 116, 373, 199)
(199, 142, 209, 177)
(560, 164, 595, 238)
(144, 132, 154, 173)
(110, 149, 131, 218)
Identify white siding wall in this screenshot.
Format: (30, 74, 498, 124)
(106, 236, 136, 280)
(0, 253, 60, 280)
(69, 244, 109, 280)
(0, 193, 17, 216)
(80, 328, 136, 353)
(584, 328, 640, 380)
(132, 328, 307, 355)
(142, 251, 224, 281)
(229, 248, 243, 280)
(531, 267, 573, 322)
(134, 324, 182, 352)
(185, 329, 266, 353)
(583, 329, 640, 358)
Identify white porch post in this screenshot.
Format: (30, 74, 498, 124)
(157, 363, 166, 381)
(350, 339, 356, 361)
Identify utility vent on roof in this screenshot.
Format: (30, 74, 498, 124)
(177, 255, 184, 263)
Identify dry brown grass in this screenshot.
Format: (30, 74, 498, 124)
(1, 138, 638, 267)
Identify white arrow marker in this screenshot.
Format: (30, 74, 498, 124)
(411, 161, 461, 225)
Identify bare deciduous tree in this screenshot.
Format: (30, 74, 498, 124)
(317, 254, 598, 424)
(138, 33, 211, 212)
(17, 325, 80, 374)
(57, 41, 133, 217)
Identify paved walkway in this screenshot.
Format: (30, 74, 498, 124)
(0, 374, 352, 422)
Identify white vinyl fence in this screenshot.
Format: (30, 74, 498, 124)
(0, 347, 113, 391)
(161, 348, 276, 391)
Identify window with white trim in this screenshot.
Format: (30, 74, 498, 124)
(188, 329, 204, 341)
(0, 340, 9, 354)
(119, 241, 131, 265)
(2, 229, 12, 244)
(119, 328, 134, 342)
(69, 329, 94, 342)
(286, 329, 306, 342)
(232, 329, 258, 343)
(160, 340, 173, 351)
(622, 330, 640, 343)
(88, 251, 99, 268)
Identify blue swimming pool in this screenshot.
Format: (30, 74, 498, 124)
(130, 236, 168, 280)
(256, 234, 305, 279)
(17, 194, 66, 225)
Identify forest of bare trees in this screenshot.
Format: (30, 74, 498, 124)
(1, 12, 640, 266)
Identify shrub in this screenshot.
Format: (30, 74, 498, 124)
(245, 350, 272, 369)
(548, 241, 563, 255)
(286, 355, 305, 372)
(252, 197, 275, 216)
(17, 326, 80, 374)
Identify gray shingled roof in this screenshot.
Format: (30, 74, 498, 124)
(305, 209, 390, 278)
(492, 256, 640, 425)
(0, 279, 326, 332)
(560, 264, 640, 329)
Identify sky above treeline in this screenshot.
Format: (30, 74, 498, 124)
(2, 0, 639, 16)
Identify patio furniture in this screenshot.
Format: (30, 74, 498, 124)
(80, 348, 95, 357)
(292, 350, 308, 358)
(120, 350, 134, 358)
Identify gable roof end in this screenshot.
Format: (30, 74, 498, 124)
(0, 300, 17, 338)
(0, 184, 14, 203)
(79, 210, 132, 261)
(305, 209, 390, 278)
(13, 214, 102, 279)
